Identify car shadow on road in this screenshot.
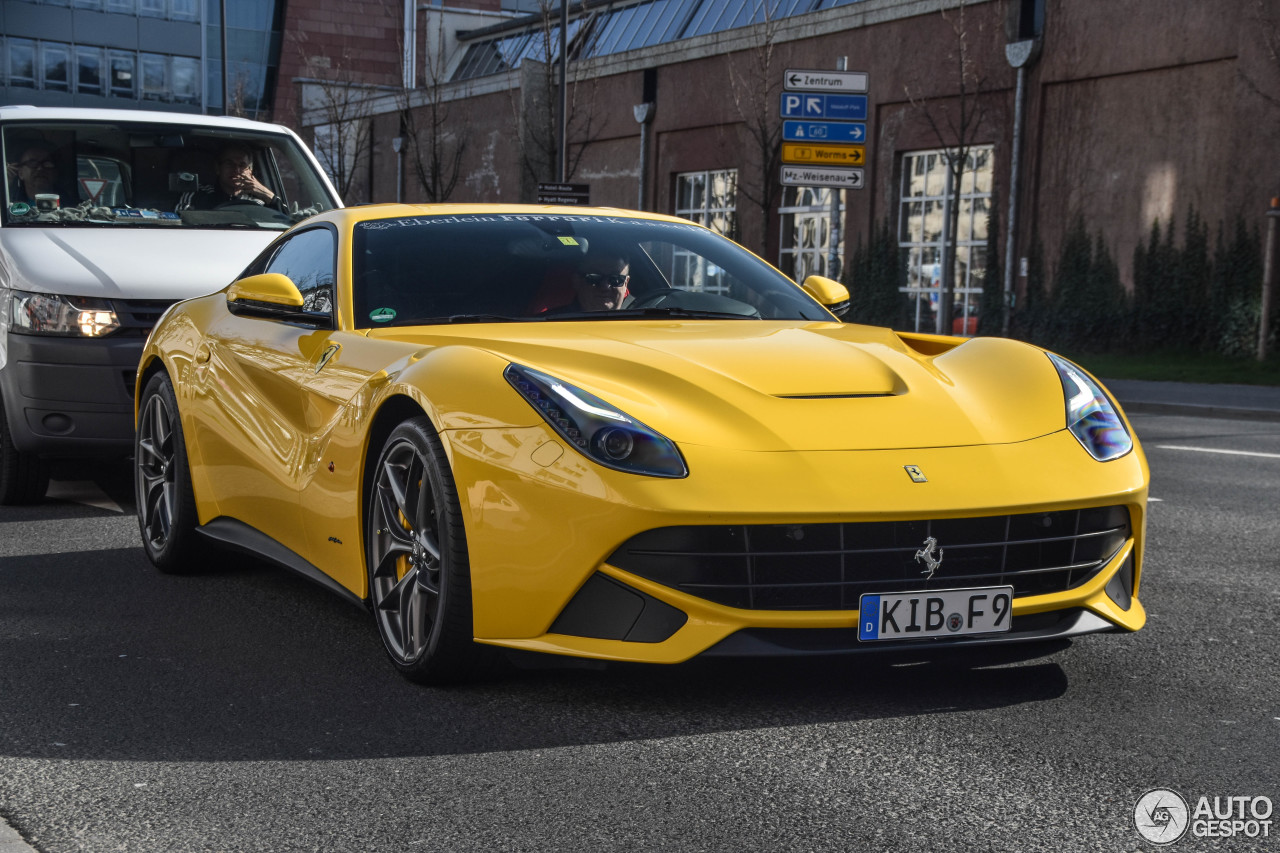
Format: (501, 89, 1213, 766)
(0, 545, 1070, 763)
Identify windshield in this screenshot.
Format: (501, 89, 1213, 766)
(351, 213, 834, 326)
(2, 119, 339, 230)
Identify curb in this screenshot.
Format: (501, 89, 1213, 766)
(0, 817, 36, 853)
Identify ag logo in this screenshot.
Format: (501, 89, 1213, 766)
(1134, 789, 1190, 845)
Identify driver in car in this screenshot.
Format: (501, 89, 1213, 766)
(566, 247, 632, 312)
(180, 144, 284, 211)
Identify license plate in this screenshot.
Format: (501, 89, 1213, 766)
(858, 586, 1013, 641)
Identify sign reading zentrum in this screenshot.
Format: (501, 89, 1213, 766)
(779, 68, 869, 191)
(783, 69, 868, 94)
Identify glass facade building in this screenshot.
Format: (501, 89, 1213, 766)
(453, 0, 866, 81)
(0, 0, 283, 119)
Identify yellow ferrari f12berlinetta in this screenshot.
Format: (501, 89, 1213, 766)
(134, 205, 1148, 683)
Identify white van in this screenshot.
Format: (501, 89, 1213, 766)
(0, 106, 342, 503)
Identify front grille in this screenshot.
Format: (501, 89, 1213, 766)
(607, 506, 1131, 611)
(112, 298, 175, 337)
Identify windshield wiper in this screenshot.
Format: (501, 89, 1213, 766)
(611, 307, 759, 320)
(439, 314, 525, 324)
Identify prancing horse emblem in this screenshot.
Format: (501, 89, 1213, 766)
(914, 536, 944, 579)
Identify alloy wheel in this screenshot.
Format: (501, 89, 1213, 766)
(368, 437, 445, 664)
(136, 390, 178, 549)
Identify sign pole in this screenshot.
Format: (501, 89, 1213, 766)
(557, 0, 568, 183)
(1259, 198, 1279, 362)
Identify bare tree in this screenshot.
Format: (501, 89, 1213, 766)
(1241, 0, 1280, 106)
(396, 19, 468, 203)
(509, 1, 605, 199)
(290, 29, 381, 203)
(725, 6, 785, 255)
(903, 0, 1003, 333)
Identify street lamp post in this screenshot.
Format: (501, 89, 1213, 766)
(1002, 38, 1040, 338)
(1259, 198, 1279, 362)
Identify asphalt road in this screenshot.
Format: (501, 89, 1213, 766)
(0, 413, 1277, 852)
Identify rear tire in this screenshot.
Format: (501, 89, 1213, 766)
(366, 417, 491, 684)
(134, 372, 203, 573)
(0, 393, 49, 505)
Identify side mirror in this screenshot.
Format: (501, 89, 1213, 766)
(801, 274, 851, 319)
(226, 273, 332, 328)
(227, 272, 304, 307)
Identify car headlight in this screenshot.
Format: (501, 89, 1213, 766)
(505, 363, 688, 478)
(1047, 353, 1133, 461)
(10, 290, 120, 337)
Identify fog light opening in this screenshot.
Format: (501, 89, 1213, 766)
(1104, 554, 1134, 611)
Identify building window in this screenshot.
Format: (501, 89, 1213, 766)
(41, 42, 71, 92)
(171, 56, 199, 104)
(9, 40, 37, 89)
(170, 0, 199, 21)
(137, 0, 164, 17)
(779, 186, 845, 283)
(110, 51, 136, 98)
(72, 0, 105, 10)
(675, 169, 737, 236)
(673, 169, 737, 293)
(76, 46, 103, 95)
(897, 146, 994, 335)
(140, 53, 168, 100)
(107, 0, 137, 12)
(1018, 0, 1045, 39)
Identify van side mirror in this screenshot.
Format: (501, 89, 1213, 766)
(801, 274, 851, 319)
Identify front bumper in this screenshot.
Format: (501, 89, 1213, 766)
(449, 425, 1149, 664)
(0, 331, 143, 456)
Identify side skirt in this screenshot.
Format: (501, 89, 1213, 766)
(196, 517, 367, 610)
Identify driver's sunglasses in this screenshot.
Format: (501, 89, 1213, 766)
(19, 159, 55, 170)
(581, 272, 629, 288)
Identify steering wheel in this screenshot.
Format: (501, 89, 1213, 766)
(628, 290, 674, 309)
(214, 200, 265, 211)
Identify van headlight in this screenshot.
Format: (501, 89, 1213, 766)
(1047, 353, 1133, 461)
(505, 363, 688, 478)
(10, 290, 121, 337)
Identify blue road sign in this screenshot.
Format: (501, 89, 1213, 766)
(783, 120, 866, 144)
(780, 92, 868, 121)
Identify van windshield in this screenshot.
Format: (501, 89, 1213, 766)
(2, 119, 339, 230)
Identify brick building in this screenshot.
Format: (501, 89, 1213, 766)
(279, 0, 1280, 333)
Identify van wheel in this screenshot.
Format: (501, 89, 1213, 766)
(0, 394, 49, 505)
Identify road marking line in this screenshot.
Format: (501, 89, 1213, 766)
(1156, 444, 1280, 459)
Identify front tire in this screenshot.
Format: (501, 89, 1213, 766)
(135, 372, 202, 573)
(366, 417, 488, 684)
(0, 393, 49, 505)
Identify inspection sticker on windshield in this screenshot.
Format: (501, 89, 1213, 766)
(370, 307, 397, 323)
(858, 585, 1012, 641)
